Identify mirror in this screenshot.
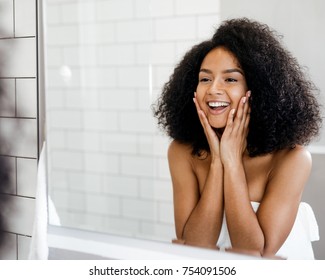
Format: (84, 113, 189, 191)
(45, 0, 325, 247)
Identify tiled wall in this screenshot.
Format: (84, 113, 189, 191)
(0, 0, 38, 260)
(46, 0, 220, 241)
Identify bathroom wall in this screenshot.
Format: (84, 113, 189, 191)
(0, 0, 39, 260)
(45, 0, 221, 241)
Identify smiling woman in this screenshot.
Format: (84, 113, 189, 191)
(153, 18, 322, 259)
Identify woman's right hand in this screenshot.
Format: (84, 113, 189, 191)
(193, 92, 221, 162)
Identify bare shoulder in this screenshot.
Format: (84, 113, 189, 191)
(168, 140, 193, 162)
(273, 145, 312, 170)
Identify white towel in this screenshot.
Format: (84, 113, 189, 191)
(28, 141, 49, 260)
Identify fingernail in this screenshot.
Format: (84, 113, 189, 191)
(242, 97, 246, 104)
(232, 109, 236, 115)
(247, 91, 251, 97)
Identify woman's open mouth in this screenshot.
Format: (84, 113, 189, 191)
(207, 101, 230, 114)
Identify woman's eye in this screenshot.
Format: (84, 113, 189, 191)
(199, 77, 211, 82)
(225, 78, 237, 82)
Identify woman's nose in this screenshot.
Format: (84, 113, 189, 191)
(208, 80, 224, 95)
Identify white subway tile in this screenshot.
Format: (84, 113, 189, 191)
(116, 20, 153, 43)
(98, 44, 136, 66)
(17, 158, 37, 198)
(47, 170, 68, 191)
(103, 175, 138, 197)
(0, 156, 16, 195)
(175, 0, 220, 15)
(67, 131, 101, 152)
(117, 66, 149, 88)
(86, 193, 120, 216)
(101, 133, 137, 154)
(139, 178, 172, 202)
(0, 0, 14, 38)
(64, 46, 97, 66)
(65, 89, 99, 110)
(134, 0, 150, 18)
(17, 235, 31, 260)
(96, 0, 134, 21)
(45, 89, 65, 109)
(136, 89, 153, 110)
(158, 201, 174, 223)
(0, 194, 35, 236)
(46, 130, 66, 149)
(103, 216, 140, 236)
(83, 111, 119, 131)
(49, 110, 82, 130)
(96, 22, 116, 44)
(153, 65, 174, 89)
(0, 38, 36, 77)
(155, 17, 197, 41)
(84, 152, 119, 174)
(157, 157, 171, 179)
(68, 191, 86, 212)
(122, 197, 158, 221)
(0, 118, 37, 158)
(136, 42, 176, 65)
(0, 79, 15, 117)
(150, 0, 175, 17)
(46, 47, 63, 67)
(68, 172, 103, 194)
(99, 88, 137, 111)
(14, 0, 36, 37)
(119, 111, 156, 133)
(0, 232, 16, 260)
(47, 25, 79, 46)
(138, 134, 170, 156)
(51, 150, 84, 171)
(121, 155, 155, 177)
(61, 2, 79, 24)
(50, 189, 69, 210)
(197, 14, 220, 40)
(80, 67, 117, 88)
(45, 3, 61, 25)
(16, 78, 37, 118)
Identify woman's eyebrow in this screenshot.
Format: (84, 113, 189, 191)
(199, 68, 244, 75)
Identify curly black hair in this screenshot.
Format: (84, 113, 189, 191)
(153, 18, 322, 157)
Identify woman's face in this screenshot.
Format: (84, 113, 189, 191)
(196, 47, 248, 129)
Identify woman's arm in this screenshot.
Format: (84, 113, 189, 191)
(168, 140, 224, 248)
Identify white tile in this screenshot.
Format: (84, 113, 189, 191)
(101, 133, 137, 154)
(122, 197, 158, 221)
(15, 0, 36, 37)
(0, 38, 36, 77)
(66, 131, 101, 152)
(150, 0, 175, 17)
(17, 158, 37, 197)
(98, 44, 136, 66)
(0, 194, 35, 236)
(96, 0, 134, 21)
(119, 111, 156, 133)
(16, 78, 37, 118)
(84, 152, 119, 174)
(158, 201, 174, 223)
(0, 118, 37, 158)
(51, 150, 84, 171)
(99, 88, 137, 110)
(46, 47, 63, 67)
(103, 175, 138, 197)
(139, 178, 172, 202)
(134, 0, 150, 18)
(0, 156, 16, 195)
(0, 0, 14, 38)
(86, 193, 120, 216)
(0, 232, 17, 260)
(157, 157, 171, 179)
(155, 17, 197, 41)
(121, 155, 155, 177)
(0, 79, 15, 117)
(175, 0, 220, 15)
(49, 110, 82, 130)
(197, 15, 221, 40)
(17, 235, 31, 260)
(68, 172, 102, 194)
(103, 216, 140, 236)
(45, 3, 61, 25)
(46, 25, 79, 46)
(68, 191, 86, 212)
(116, 20, 153, 43)
(83, 111, 118, 132)
(61, 2, 79, 24)
(65, 89, 99, 110)
(136, 42, 176, 65)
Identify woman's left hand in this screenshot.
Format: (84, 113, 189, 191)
(220, 91, 251, 165)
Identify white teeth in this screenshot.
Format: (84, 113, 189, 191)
(208, 101, 229, 108)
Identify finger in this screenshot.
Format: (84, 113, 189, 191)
(224, 108, 235, 134)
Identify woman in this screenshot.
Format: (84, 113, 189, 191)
(154, 18, 322, 259)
